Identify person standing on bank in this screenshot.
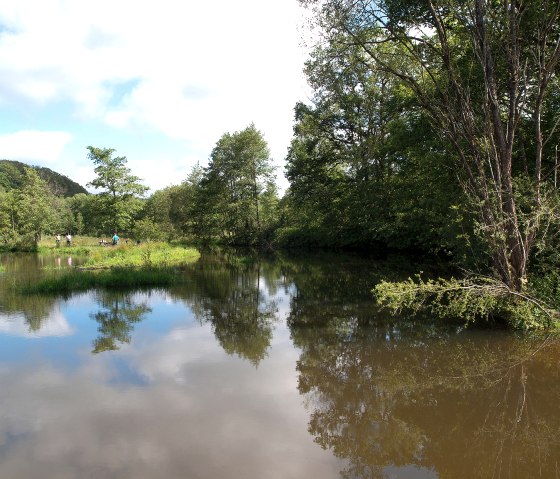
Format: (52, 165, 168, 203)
(112, 232, 119, 245)
(55, 234, 61, 247)
(65, 233, 72, 246)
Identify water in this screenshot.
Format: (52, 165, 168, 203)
(0, 250, 558, 478)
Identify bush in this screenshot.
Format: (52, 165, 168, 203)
(374, 275, 559, 331)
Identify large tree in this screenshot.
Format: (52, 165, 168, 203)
(0, 167, 56, 249)
(282, 35, 467, 252)
(86, 146, 149, 234)
(193, 125, 276, 244)
(301, 0, 560, 292)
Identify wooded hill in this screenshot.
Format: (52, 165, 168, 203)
(0, 159, 87, 197)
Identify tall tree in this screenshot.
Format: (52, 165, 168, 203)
(194, 125, 276, 244)
(86, 146, 149, 234)
(282, 37, 468, 252)
(13, 168, 56, 248)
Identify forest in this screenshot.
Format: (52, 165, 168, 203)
(1, 0, 559, 329)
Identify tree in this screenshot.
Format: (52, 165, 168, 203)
(12, 168, 56, 248)
(301, 0, 560, 291)
(66, 193, 98, 235)
(193, 125, 276, 244)
(0, 190, 17, 246)
(86, 146, 149, 234)
(282, 40, 468, 252)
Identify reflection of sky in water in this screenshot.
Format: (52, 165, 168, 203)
(0, 308, 73, 338)
(0, 288, 344, 479)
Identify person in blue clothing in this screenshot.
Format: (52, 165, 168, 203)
(112, 232, 120, 245)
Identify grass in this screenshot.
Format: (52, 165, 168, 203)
(24, 237, 201, 293)
(38, 237, 200, 268)
(80, 243, 199, 268)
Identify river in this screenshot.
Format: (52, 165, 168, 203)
(0, 249, 558, 478)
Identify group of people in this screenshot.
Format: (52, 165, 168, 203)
(99, 233, 123, 246)
(55, 232, 137, 247)
(55, 233, 72, 247)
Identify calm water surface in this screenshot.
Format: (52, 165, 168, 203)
(0, 250, 558, 479)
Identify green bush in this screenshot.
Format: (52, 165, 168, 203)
(374, 275, 559, 331)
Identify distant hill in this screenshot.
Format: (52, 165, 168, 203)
(0, 160, 88, 197)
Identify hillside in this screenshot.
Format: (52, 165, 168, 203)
(0, 160, 88, 197)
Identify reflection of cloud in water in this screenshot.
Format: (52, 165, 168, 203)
(0, 336, 343, 479)
(0, 305, 73, 338)
(124, 324, 222, 382)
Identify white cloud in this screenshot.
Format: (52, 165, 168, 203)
(0, 0, 310, 190)
(0, 130, 72, 165)
(0, 2, 308, 133)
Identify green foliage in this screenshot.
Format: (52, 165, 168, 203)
(0, 168, 57, 250)
(66, 194, 100, 235)
(374, 276, 559, 330)
(189, 125, 278, 245)
(298, 0, 560, 293)
(132, 218, 168, 242)
(86, 146, 149, 233)
(279, 36, 473, 253)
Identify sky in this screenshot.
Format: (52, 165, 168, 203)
(0, 0, 312, 194)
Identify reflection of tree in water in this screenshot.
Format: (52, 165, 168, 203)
(0, 254, 60, 331)
(282, 254, 560, 478)
(90, 291, 151, 353)
(292, 322, 560, 479)
(171, 253, 279, 366)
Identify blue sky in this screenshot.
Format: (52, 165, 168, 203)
(0, 0, 311, 194)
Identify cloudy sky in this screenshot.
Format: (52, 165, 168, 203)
(0, 0, 311, 193)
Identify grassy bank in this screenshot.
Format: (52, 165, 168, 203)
(38, 238, 200, 268)
(23, 238, 200, 293)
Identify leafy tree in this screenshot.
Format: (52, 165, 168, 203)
(10, 168, 56, 249)
(139, 186, 184, 240)
(193, 125, 276, 245)
(0, 190, 17, 245)
(66, 193, 99, 235)
(281, 38, 468, 253)
(131, 218, 168, 242)
(170, 164, 205, 238)
(86, 146, 149, 234)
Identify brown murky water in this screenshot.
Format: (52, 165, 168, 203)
(0, 250, 558, 478)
